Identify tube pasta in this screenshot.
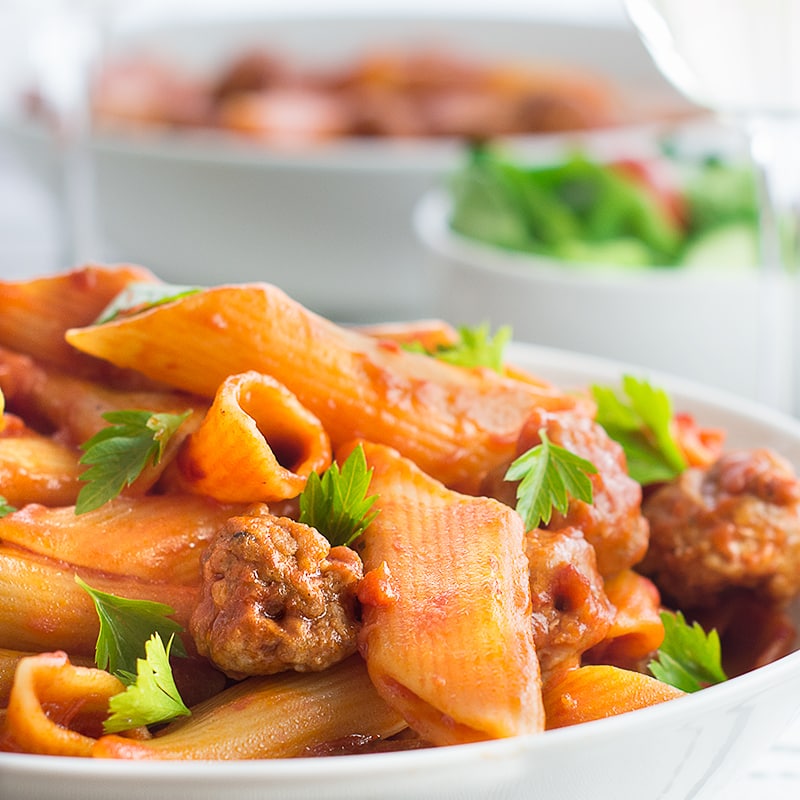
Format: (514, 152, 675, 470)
(166, 371, 331, 503)
(585, 570, 665, 670)
(0, 495, 244, 586)
(542, 664, 685, 729)
(0, 544, 198, 655)
(92, 655, 405, 759)
(2, 651, 133, 756)
(353, 440, 544, 745)
(65, 283, 578, 492)
(0, 265, 157, 379)
(0, 346, 202, 456)
(0, 416, 83, 507)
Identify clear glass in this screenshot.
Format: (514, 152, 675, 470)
(624, 0, 800, 415)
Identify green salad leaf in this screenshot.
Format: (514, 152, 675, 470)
(298, 443, 380, 547)
(504, 429, 597, 531)
(76, 409, 192, 514)
(103, 633, 190, 733)
(649, 610, 727, 693)
(592, 375, 687, 485)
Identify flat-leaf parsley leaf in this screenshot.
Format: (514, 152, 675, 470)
(298, 443, 379, 547)
(592, 375, 687, 485)
(103, 633, 191, 733)
(76, 576, 186, 677)
(404, 323, 511, 372)
(504, 429, 597, 531)
(76, 409, 191, 514)
(649, 610, 727, 693)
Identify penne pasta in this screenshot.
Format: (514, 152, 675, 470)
(584, 570, 665, 670)
(92, 655, 406, 759)
(65, 283, 577, 492)
(166, 371, 331, 503)
(0, 265, 158, 380)
(353, 439, 544, 745)
(0, 495, 243, 586)
(1, 651, 134, 756)
(0, 544, 198, 656)
(0, 415, 83, 507)
(542, 664, 685, 729)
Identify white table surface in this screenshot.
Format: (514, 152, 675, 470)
(0, 2, 799, 797)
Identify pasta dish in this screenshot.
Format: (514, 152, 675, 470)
(0, 265, 798, 759)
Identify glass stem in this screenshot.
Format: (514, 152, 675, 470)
(746, 116, 800, 415)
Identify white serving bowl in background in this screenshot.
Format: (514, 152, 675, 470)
(2, 340, 800, 800)
(0, 8, 697, 322)
(415, 188, 770, 404)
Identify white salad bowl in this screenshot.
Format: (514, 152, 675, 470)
(0, 7, 695, 322)
(414, 189, 771, 404)
(2, 341, 800, 800)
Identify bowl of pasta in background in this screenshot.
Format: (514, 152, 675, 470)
(0, 3, 698, 322)
(3, 334, 800, 800)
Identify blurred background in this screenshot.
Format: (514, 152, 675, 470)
(0, 0, 777, 406)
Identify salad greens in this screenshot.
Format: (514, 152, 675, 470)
(448, 144, 758, 269)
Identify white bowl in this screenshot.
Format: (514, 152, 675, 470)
(0, 9, 696, 322)
(2, 340, 800, 799)
(414, 188, 781, 406)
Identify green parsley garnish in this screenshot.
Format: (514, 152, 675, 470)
(649, 610, 727, 693)
(298, 443, 380, 547)
(504, 429, 597, 531)
(592, 375, 687, 485)
(103, 633, 190, 733)
(0, 495, 16, 517)
(405, 323, 512, 373)
(76, 576, 186, 677)
(76, 409, 191, 514)
(94, 282, 202, 324)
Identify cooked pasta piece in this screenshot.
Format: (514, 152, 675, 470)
(0, 266, 158, 380)
(0, 346, 202, 448)
(92, 655, 406, 759)
(165, 371, 331, 503)
(65, 283, 578, 492)
(0, 495, 243, 586)
(353, 439, 543, 745)
(584, 569, 665, 670)
(1, 651, 136, 755)
(0, 544, 198, 655)
(542, 664, 684, 729)
(0, 415, 83, 507)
